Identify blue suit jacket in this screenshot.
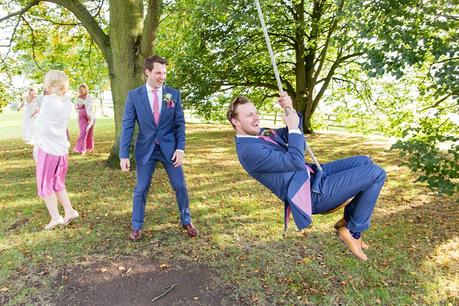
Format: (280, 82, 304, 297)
(119, 85, 185, 165)
(235, 124, 320, 230)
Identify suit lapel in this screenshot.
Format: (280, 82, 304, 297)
(272, 134, 288, 149)
(139, 85, 156, 124)
(158, 85, 173, 126)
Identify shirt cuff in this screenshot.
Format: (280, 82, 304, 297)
(288, 129, 302, 134)
(175, 149, 184, 154)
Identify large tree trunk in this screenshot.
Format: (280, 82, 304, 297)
(302, 94, 315, 134)
(106, 0, 146, 168)
(293, 0, 314, 134)
(1, 0, 162, 168)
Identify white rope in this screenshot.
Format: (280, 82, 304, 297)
(255, 0, 283, 93)
(254, 0, 323, 171)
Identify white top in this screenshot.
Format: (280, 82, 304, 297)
(146, 83, 163, 114)
(22, 98, 38, 144)
(35, 94, 45, 107)
(34, 94, 72, 156)
(75, 94, 95, 122)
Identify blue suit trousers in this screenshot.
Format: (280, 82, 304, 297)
(132, 146, 191, 230)
(311, 156, 386, 232)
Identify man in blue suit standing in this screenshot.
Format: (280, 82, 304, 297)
(120, 55, 197, 241)
(227, 94, 386, 261)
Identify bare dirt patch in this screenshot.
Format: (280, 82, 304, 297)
(54, 257, 231, 305)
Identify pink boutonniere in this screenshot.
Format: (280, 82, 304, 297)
(260, 128, 277, 137)
(164, 93, 175, 108)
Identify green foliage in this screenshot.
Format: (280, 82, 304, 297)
(391, 128, 458, 196)
(0, 2, 109, 94)
(360, 0, 458, 100)
(157, 0, 370, 124)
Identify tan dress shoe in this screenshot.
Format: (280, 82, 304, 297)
(337, 226, 368, 261)
(334, 218, 347, 230)
(334, 218, 369, 250)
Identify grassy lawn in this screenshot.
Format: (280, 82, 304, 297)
(0, 109, 457, 305)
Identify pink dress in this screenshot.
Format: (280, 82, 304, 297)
(33, 94, 72, 198)
(74, 95, 95, 154)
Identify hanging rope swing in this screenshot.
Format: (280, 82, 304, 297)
(254, 0, 323, 171)
(254, 0, 351, 217)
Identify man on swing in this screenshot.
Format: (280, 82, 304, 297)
(227, 94, 386, 261)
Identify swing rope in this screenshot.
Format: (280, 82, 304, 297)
(254, 0, 323, 171)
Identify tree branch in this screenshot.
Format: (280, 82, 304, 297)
(0, 0, 40, 22)
(45, 0, 111, 62)
(21, 16, 45, 71)
(267, 31, 296, 47)
(420, 95, 451, 111)
(141, 0, 162, 58)
(0, 17, 21, 65)
(36, 15, 80, 26)
(222, 81, 278, 92)
(312, 0, 344, 85)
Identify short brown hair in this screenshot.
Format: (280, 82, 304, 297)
(227, 96, 251, 128)
(143, 55, 168, 74)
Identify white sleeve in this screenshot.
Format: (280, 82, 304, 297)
(86, 95, 95, 122)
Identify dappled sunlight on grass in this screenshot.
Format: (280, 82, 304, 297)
(0, 113, 457, 304)
(422, 237, 459, 303)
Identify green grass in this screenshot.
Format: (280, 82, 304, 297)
(0, 109, 458, 305)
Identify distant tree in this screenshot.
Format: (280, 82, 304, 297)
(160, 0, 370, 133)
(360, 0, 458, 195)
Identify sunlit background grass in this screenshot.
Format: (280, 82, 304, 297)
(0, 110, 457, 305)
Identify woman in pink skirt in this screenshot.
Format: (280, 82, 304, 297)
(34, 70, 79, 230)
(73, 84, 95, 154)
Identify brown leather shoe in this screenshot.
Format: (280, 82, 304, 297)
(337, 227, 368, 261)
(334, 218, 369, 250)
(334, 217, 347, 230)
(182, 223, 198, 237)
(129, 229, 142, 241)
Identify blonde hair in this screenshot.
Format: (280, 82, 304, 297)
(44, 70, 69, 96)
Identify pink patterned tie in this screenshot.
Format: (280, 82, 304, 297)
(258, 133, 314, 233)
(152, 89, 160, 124)
(258, 135, 278, 145)
(258, 135, 314, 173)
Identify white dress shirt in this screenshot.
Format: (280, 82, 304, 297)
(146, 83, 162, 114)
(144, 83, 184, 154)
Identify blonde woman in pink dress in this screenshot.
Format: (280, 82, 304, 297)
(34, 70, 79, 230)
(73, 84, 95, 154)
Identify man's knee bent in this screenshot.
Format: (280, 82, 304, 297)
(372, 165, 386, 182)
(358, 155, 373, 165)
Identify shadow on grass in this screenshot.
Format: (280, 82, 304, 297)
(0, 124, 457, 305)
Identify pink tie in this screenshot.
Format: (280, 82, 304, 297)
(152, 89, 160, 124)
(258, 134, 314, 233)
(258, 135, 314, 173)
(258, 135, 278, 145)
